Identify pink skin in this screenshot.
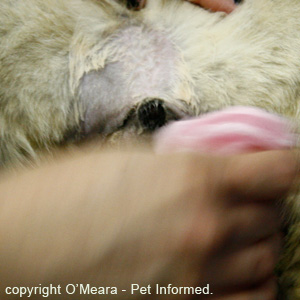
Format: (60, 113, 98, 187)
(187, 0, 237, 13)
(137, 0, 237, 13)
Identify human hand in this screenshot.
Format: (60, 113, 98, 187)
(0, 149, 297, 299)
(182, 150, 297, 299)
(153, 107, 297, 299)
(104, 150, 295, 299)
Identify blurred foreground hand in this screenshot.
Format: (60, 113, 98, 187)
(0, 149, 298, 299)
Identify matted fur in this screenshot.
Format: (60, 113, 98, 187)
(0, 0, 300, 298)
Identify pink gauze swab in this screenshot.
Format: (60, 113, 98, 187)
(154, 106, 297, 155)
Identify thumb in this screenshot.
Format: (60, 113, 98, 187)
(221, 150, 299, 202)
(188, 0, 236, 13)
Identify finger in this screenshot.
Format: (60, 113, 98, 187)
(206, 234, 281, 289)
(187, 0, 236, 13)
(222, 150, 299, 203)
(207, 278, 277, 300)
(222, 204, 282, 249)
(189, 204, 281, 254)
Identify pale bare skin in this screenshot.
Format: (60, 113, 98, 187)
(137, 0, 237, 13)
(0, 149, 297, 299)
(187, 0, 236, 13)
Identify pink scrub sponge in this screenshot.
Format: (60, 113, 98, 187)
(154, 106, 297, 155)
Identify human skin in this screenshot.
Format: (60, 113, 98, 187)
(132, 0, 237, 13)
(0, 149, 297, 299)
(187, 0, 236, 13)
